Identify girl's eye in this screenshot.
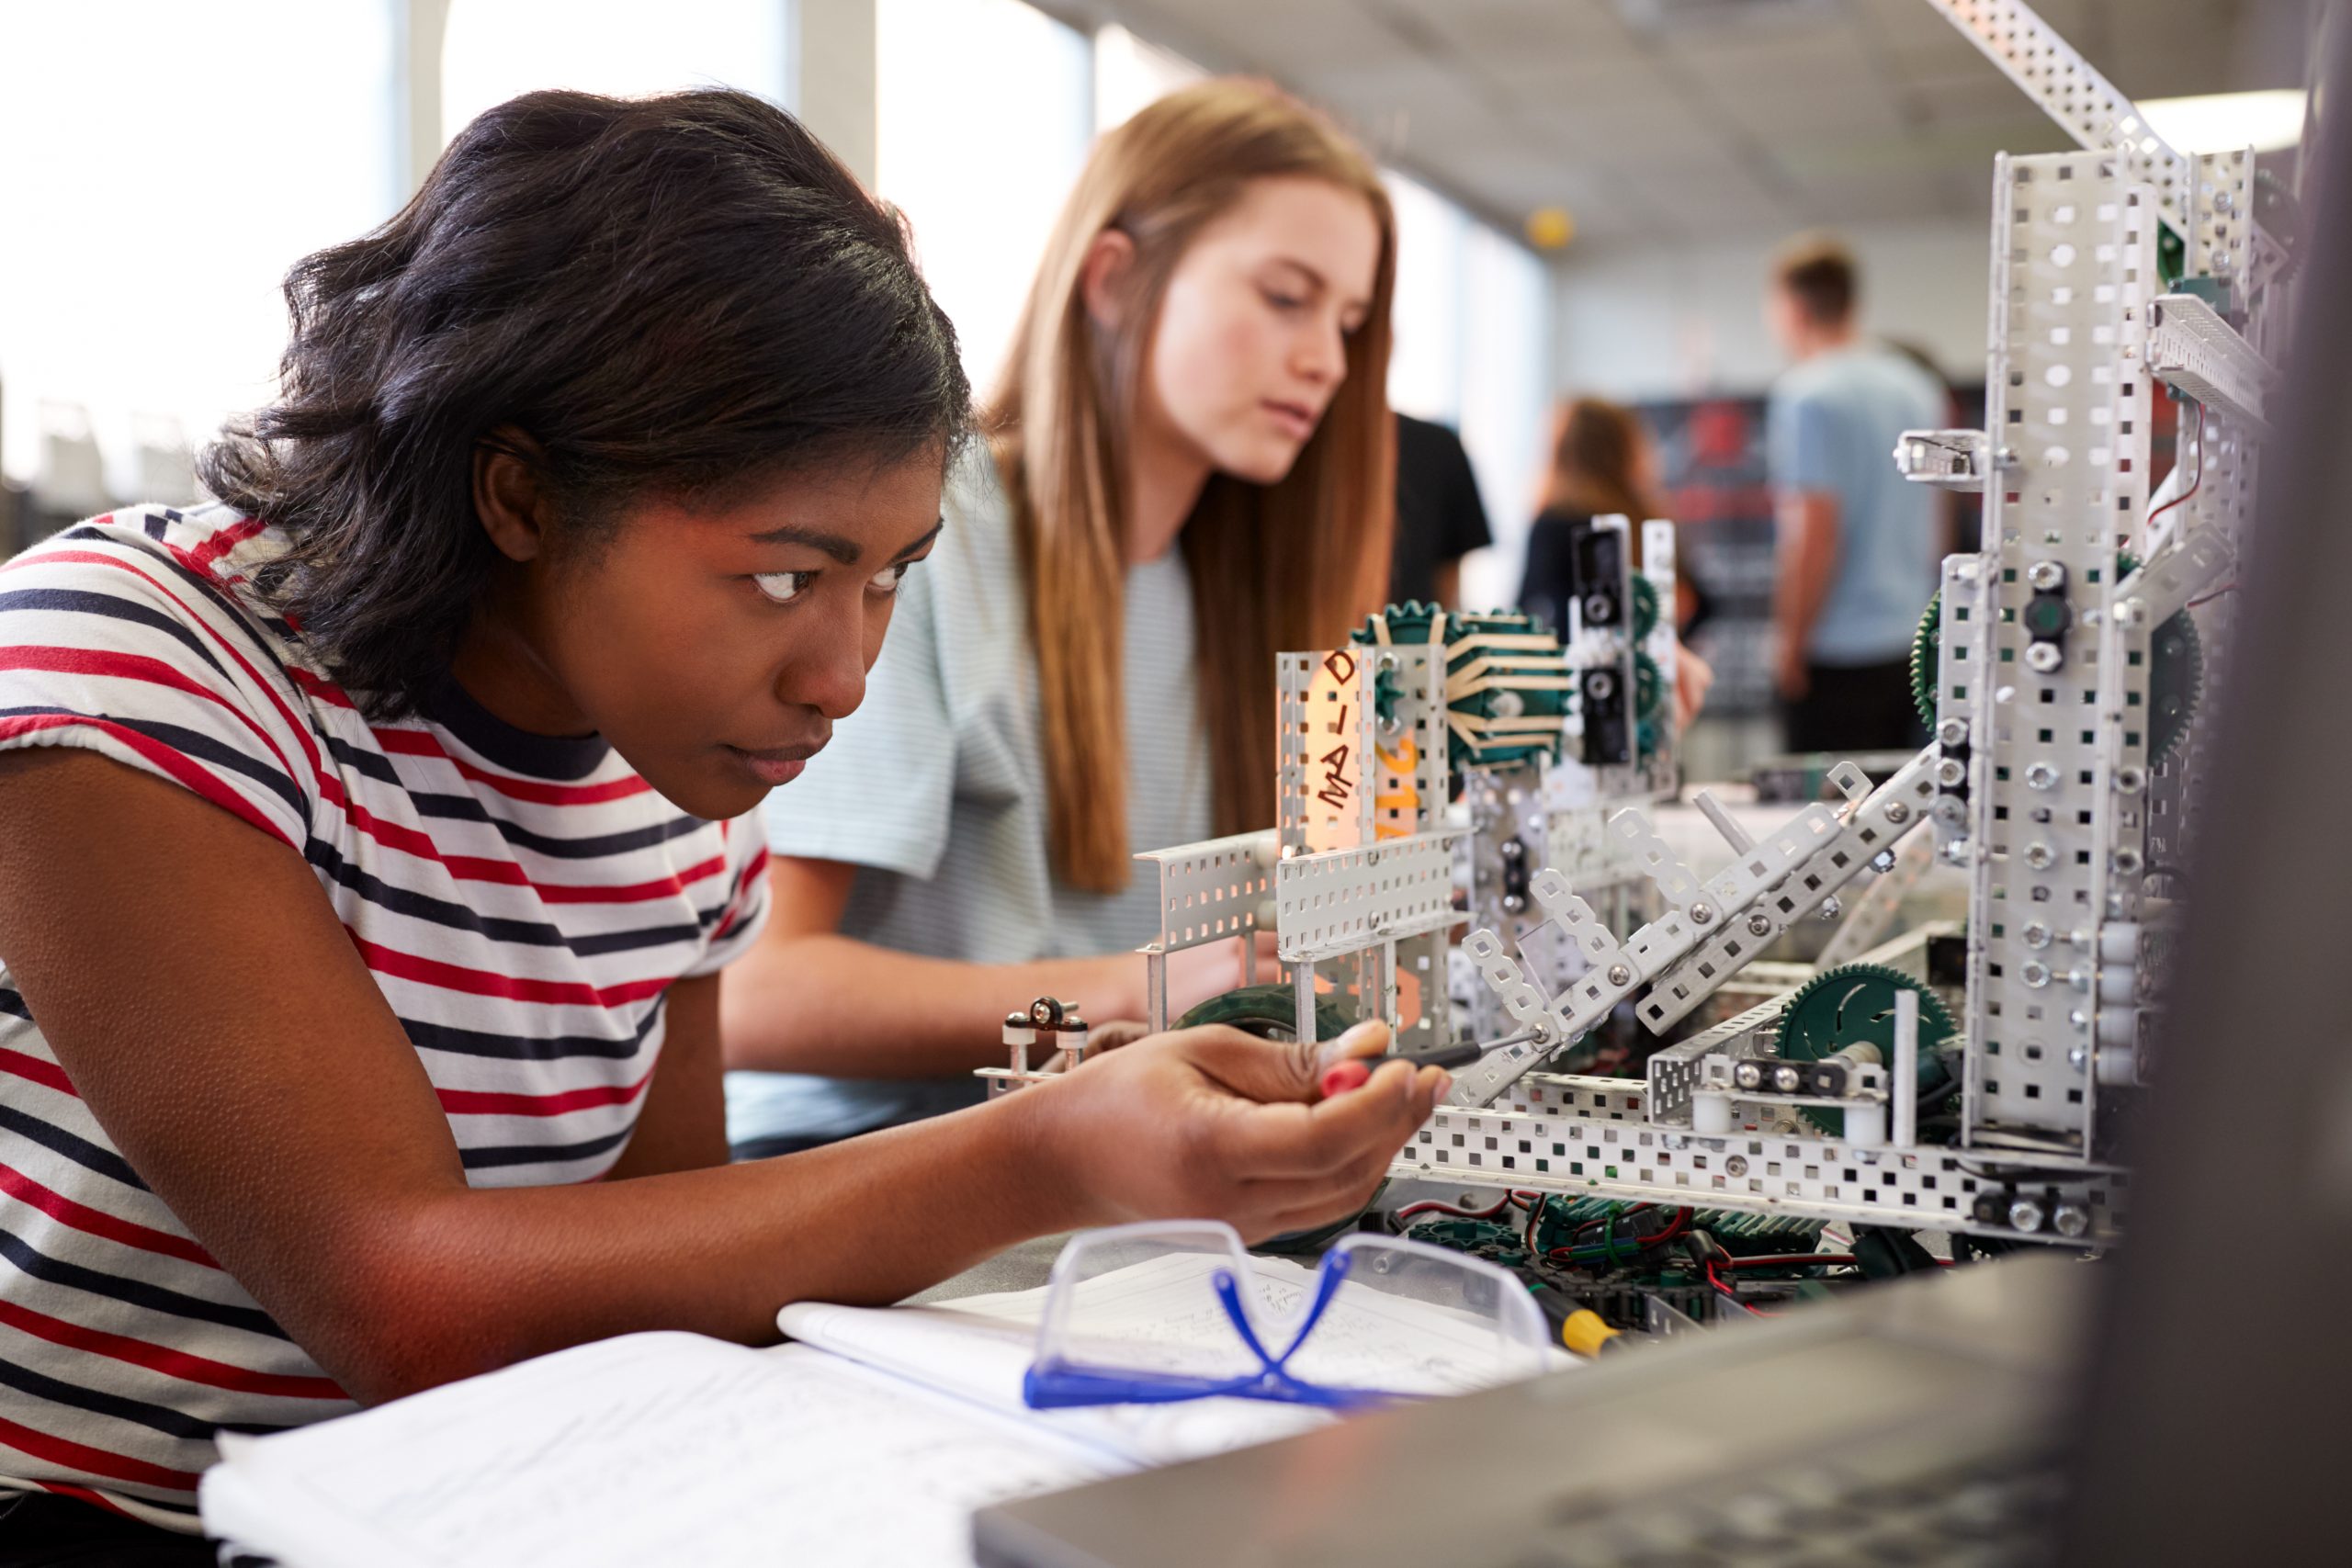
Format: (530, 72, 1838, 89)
(870, 559, 917, 595)
(753, 570, 816, 605)
(1263, 288, 1306, 312)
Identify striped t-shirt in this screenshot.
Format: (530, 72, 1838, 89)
(0, 503, 770, 1529)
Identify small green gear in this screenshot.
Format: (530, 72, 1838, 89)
(1633, 650, 1664, 761)
(1908, 555, 2204, 762)
(1777, 963, 1958, 1136)
(1631, 575, 1661, 641)
(1177, 982, 1351, 1043)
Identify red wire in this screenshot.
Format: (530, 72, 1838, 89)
(1715, 1253, 1857, 1269)
(2145, 403, 2206, 531)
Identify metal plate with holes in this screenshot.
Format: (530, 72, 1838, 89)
(1136, 831, 1272, 955)
(1273, 832, 1457, 964)
(1952, 150, 2157, 1148)
(1394, 1107, 2128, 1245)
(2148, 293, 2276, 435)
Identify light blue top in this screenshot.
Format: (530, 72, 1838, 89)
(724, 451, 1214, 1148)
(1767, 343, 1947, 665)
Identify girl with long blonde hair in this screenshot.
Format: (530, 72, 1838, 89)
(722, 80, 1399, 1155)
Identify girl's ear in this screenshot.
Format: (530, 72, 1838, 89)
(1080, 229, 1139, 333)
(472, 427, 549, 564)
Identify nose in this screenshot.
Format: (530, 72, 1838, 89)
(777, 598, 871, 723)
(1293, 311, 1349, 389)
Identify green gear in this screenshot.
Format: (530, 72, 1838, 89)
(1631, 575, 1661, 641)
(1176, 982, 1351, 1043)
(1351, 602, 1570, 784)
(1776, 963, 1958, 1137)
(1633, 650, 1664, 762)
(1907, 553, 2204, 763)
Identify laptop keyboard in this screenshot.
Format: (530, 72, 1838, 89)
(1520, 1438, 2063, 1567)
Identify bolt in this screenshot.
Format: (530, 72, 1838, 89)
(2026, 761, 2060, 791)
(1606, 964, 1633, 987)
(1770, 1064, 1804, 1095)
(2113, 848, 2144, 876)
(2007, 1196, 2049, 1234)
(1690, 902, 1714, 925)
(2051, 1204, 2091, 1240)
(1935, 758, 1968, 789)
(1934, 798, 1969, 829)
(1871, 850, 1898, 874)
(2024, 841, 2055, 871)
(1734, 1061, 1765, 1091)
(1818, 897, 1843, 920)
(1938, 717, 1971, 748)
(2025, 642, 2064, 673)
(2028, 560, 2066, 592)
(2023, 921, 2053, 949)
(1501, 894, 1525, 914)
(1726, 1155, 1748, 1177)
(1588, 671, 1615, 700)
(1747, 912, 1773, 937)
(1375, 649, 1399, 671)
(2115, 766, 2146, 795)
(2021, 961, 2051, 988)
(1885, 801, 1912, 824)
(2067, 1045, 2089, 1070)
(1499, 838, 1525, 859)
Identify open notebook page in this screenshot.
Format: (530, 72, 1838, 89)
(778, 1249, 1566, 1466)
(199, 1335, 1123, 1568)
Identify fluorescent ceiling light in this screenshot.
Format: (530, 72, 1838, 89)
(2135, 89, 2306, 153)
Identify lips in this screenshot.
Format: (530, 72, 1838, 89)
(726, 739, 825, 787)
(1262, 399, 1317, 440)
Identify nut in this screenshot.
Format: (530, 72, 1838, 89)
(1937, 717, 1971, 748)
(1726, 1155, 1749, 1177)
(2026, 761, 2059, 791)
(1935, 758, 1968, 789)
(2028, 560, 2067, 592)
(2025, 641, 2064, 673)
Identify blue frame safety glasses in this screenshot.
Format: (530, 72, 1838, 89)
(1022, 1221, 1551, 1414)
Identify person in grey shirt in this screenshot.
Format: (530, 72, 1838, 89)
(720, 81, 1402, 1157)
(1763, 233, 1947, 753)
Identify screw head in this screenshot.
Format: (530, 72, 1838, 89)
(2067, 1045, 2089, 1070)
(1606, 964, 1633, 987)
(2024, 841, 2054, 871)
(1871, 850, 1898, 874)
(1935, 758, 1968, 788)
(1491, 688, 1526, 719)
(2028, 560, 2066, 592)
(1499, 838, 1525, 859)
(2023, 921, 2053, 949)
(2025, 641, 2064, 674)
(1582, 592, 1615, 625)
(1587, 671, 1616, 700)
(1734, 1062, 1765, 1091)
(2021, 961, 2051, 988)
(1937, 717, 1971, 747)
(1934, 797, 1969, 828)
(1726, 1155, 1749, 1177)
(2051, 1203, 2091, 1240)
(1747, 912, 1773, 937)
(1690, 902, 1714, 925)
(2007, 1196, 2049, 1234)
(1817, 897, 1843, 921)
(2112, 848, 2144, 876)
(1770, 1064, 1805, 1094)
(2115, 766, 2146, 795)
(2026, 761, 2060, 791)
(1885, 801, 1912, 824)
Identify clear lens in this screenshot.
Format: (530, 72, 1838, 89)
(1281, 1234, 1552, 1396)
(1033, 1221, 1264, 1382)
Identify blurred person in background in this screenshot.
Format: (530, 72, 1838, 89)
(1762, 233, 1943, 754)
(722, 80, 1399, 1157)
(1520, 395, 1713, 725)
(1388, 410, 1489, 608)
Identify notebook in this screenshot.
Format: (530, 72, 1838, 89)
(199, 1248, 1551, 1566)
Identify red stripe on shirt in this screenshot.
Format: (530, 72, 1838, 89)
(0, 1162, 218, 1269)
(0, 1413, 200, 1491)
(289, 667, 357, 709)
(0, 1047, 74, 1097)
(0, 644, 302, 792)
(184, 515, 266, 573)
(0, 1299, 343, 1402)
(437, 1060, 659, 1118)
(0, 714, 294, 849)
(369, 726, 650, 807)
(345, 931, 672, 1009)
(536, 854, 729, 905)
(34, 1480, 145, 1520)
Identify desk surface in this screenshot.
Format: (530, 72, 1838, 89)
(902, 1234, 1072, 1305)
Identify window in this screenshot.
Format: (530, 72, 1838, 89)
(1092, 24, 1204, 134)
(0, 0, 401, 500)
(875, 0, 1091, 394)
(440, 0, 786, 142)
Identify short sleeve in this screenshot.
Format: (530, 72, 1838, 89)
(684, 809, 772, 976)
(1768, 384, 1842, 496)
(0, 522, 317, 851)
(758, 535, 956, 880)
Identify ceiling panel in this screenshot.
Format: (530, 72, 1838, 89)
(1053, 0, 2286, 248)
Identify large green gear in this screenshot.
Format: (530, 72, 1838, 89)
(1907, 554, 2203, 763)
(1353, 602, 1570, 781)
(1176, 982, 1351, 1043)
(1777, 963, 1959, 1136)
